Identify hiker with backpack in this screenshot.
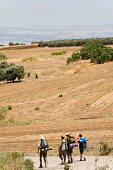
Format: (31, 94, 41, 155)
(78, 134, 88, 161)
(65, 132, 75, 164)
(58, 136, 68, 165)
(37, 135, 49, 168)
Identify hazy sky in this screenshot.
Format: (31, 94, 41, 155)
(0, 0, 113, 27)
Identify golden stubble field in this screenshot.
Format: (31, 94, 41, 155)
(0, 46, 113, 153)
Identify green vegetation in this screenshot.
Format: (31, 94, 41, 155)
(64, 164, 70, 170)
(0, 61, 25, 82)
(0, 152, 35, 170)
(100, 142, 112, 156)
(67, 40, 113, 64)
(8, 105, 12, 110)
(0, 52, 7, 60)
(38, 37, 113, 47)
(0, 105, 12, 121)
(34, 106, 40, 110)
(51, 51, 67, 55)
(9, 42, 25, 46)
(0, 108, 7, 120)
(22, 57, 37, 62)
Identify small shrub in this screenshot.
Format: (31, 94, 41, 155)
(64, 164, 70, 170)
(100, 142, 112, 156)
(11, 152, 23, 161)
(0, 52, 7, 60)
(96, 165, 109, 170)
(35, 74, 38, 79)
(0, 152, 35, 170)
(24, 159, 35, 170)
(51, 51, 67, 55)
(27, 72, 30, 77)
(22, 57, 37, 62)
(8, 105, 12, 110)
(59, 94, 63, 97)
(34, 106, 40, 110)
(0, 107, 7, 120)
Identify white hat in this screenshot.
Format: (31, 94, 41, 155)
(39, 135, 45, 140)
(66, 132, 70, 136)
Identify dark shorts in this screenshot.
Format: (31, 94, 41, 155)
(79, 148, 84, 154)
(67, 147, 73, 155)
(40, 149, 47, 158)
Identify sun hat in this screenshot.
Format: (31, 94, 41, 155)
(66, 132, 70, 136)
(39, 135, 45, 140)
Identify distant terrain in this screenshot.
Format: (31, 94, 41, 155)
(0, 45, 113, 154)
(0, 25, 113, 44)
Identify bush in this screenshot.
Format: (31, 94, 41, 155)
(51, 51, 67, 55)
(22, 57, 37, 62)
(34, 106, 40, 110)
(0, 152, 35, 170)
(59, 94, 63, 97)
(0, 109, 7, 120)
(0, 52, 7, 60)
(24, 159, 35, 170)
(67, 40, 113, 64)
(100, 142, 112, 156)
(64, 164, 70, 170)
(67, 51, 81, 64)
(0, 61, 25, 82)
(8, 105, 12, 110)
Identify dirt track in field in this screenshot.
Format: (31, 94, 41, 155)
(26, 156, 113, 170)
(0, 46, 113, 153)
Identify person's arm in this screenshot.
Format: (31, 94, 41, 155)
(37, 141, 40, 153)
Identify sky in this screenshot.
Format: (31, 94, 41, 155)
(0, 0, 113, 27)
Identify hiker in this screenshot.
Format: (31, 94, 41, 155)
(78, 134, 88, 161)
(65, 132, 75, 163)
(58, 136, 68, 165)
(37, 135, 49, 168)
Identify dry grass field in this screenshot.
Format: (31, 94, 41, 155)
(0, 45, 113, 154)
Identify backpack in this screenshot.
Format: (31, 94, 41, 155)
(80, 137, 88, 149)
(61, 140, 68, 151)
(41, 139, 49, 149)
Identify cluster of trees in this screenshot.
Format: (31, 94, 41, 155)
(67, 40, 113, 64)
(9, 42, 25, 46)
(38, 37, 113, 48)
(0, 61, 25, 82)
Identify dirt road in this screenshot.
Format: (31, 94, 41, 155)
(26, 156, 113, 170)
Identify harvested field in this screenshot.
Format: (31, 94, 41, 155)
(0, 46, 113, 153)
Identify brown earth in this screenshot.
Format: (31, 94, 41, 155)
(0, 46, 113, 153)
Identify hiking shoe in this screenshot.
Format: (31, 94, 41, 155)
(80, 159, 82, 161)
(67, 160, 71, 164)
(71, 158, 73, 163)
(61, 162, 64, 165)
(39, 165, 43, 168)
(84, 157, 86, 161)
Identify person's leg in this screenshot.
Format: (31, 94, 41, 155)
(63, 151, 67, 164)
(67, 149, 71, 163)
(80, 149, 85, 161)
(39, 150, 43, 168)
(82, 150, 86, 161)
(59, 150, 63, 164)
(43, 150, 47, 167)
(70, 148, 73, 163)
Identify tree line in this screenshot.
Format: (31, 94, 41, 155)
(38, 37, 113, 47)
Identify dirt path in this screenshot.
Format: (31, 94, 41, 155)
(25, 156, 113, 170)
